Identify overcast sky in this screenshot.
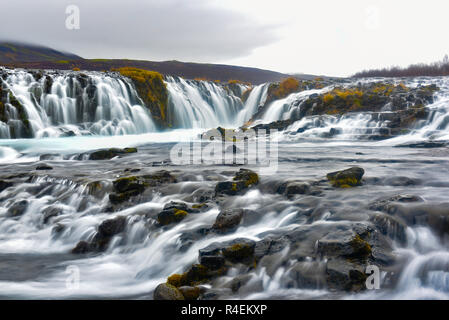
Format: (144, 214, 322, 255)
(1, 0, 448, 77)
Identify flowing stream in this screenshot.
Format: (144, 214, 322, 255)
(0, 69, 449, 299)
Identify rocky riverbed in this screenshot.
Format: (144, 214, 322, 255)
(0, 139, 448, 299)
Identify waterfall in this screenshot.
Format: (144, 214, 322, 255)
(0, 69, 157, 139)
(165, 76, 249, 128)
(236, 83, 269, 124)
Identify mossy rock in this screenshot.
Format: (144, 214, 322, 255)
(88, 147, 137, 160)
(327, 167, 364, 188)
(222, 242, 255, 262)
(178, 286, 201, 300)
(215, 169, 259, 196)
(115, 67, 168, 127)
(153, 283, 185, 300)
(157, 208, 188, 225)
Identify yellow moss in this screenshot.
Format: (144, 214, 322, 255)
(167, 273, 187, 287)
(115, 67, 168, 121)
(174, 209, 188, 218)
(272, 77, 300, 99)
(323, 93, 334, 103)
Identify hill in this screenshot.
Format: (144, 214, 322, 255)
(0, 42, 289, 84)
(0, 42, 82, 63)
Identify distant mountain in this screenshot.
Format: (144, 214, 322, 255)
(0, 42, 82, 63)
(0, 42, 291, 84)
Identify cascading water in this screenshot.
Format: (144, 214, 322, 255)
(1, 72, 449, 300)
(0, 69, 157, 138)
(236, 83, 269, 125)
(164, 76, 248, 128)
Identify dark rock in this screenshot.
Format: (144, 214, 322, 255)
(317, 231, 372, 260)
(88, 147, 137, 160)
(200, 255, 226, 270)
(0, 180, 13, 193)
(36, 164, 53, 170)
(326, 259, 367, 292)
(212, 208, 244, 231)
(98, 216, 127, 237)
(157, 207, 188, 226)
(326, 167, 364, 188)
(6, 200, 28, 217)
(215, 169, 259, 196)
(369, 194, 423, 213)
(71, 241, 91, 254)
(369, 213, 407, 244)
(42, 206, 63, 224)
(153, 283, 184, 300)
(178, 286, 200, 300)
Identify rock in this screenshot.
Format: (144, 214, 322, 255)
(6, 200, 28, 217)
(0, 180, 13, 193)
(88, 147, 137, 160)
(200, 255, 226, 270)
(215, 169, 259, 196)
(326, 259, 367, 292)
(112, 176, 145, 194)
(72, 216, 127, 253)
(284, 261, 327, 289)
(317, 231, 372, 260)
(153, 283, 184, 300)
(157, 207, 188, 226)
(369, 194, 423, 213)
(369, 213, 407, 244)
(97, 216, 127, 238)
(178, 286, 200, 300)
(109, 171, 176, 205)
(36, 164, 53, 170)
(212, 208, 244, 231)
(71, 241, 91, 254)
(42, 206, 63, 224)
(215, 181, 247, 196)
(277, 181, 319, 198)
(222, 240, 256, 263)
(326, 167, 364, 188)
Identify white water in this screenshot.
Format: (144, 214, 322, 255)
(1, 70, 157, 138)
(1, 71, 449, 299)
(165, 76, 246, 128)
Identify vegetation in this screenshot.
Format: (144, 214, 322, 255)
(354, 55, 449, 78)
(115, 67, 168, 124)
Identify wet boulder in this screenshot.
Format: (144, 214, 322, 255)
(199, 255, 226, 270)
(0, 180, 13, 193)
(71, 240, 91, 254)
(88, 147, 137, 160)
(325, 258, 367, 292)
(153, 283, 184, 300)
(178, 286, 201, 300)
(36, 164, 53, 170)
(42, 206, 63, 224)
(6, 199, 29, 217)
(369, 212, 407, 244)
(317, 231, 372, 260)
(215, 169, 259, 196)
(71, 216, 127, 253)
(327, 167, 364, 188)
(369, 194, 423, 213)
(109, 171, 176, 205)
(157, 201, 193, 226)
(212, 208, 244, 231)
